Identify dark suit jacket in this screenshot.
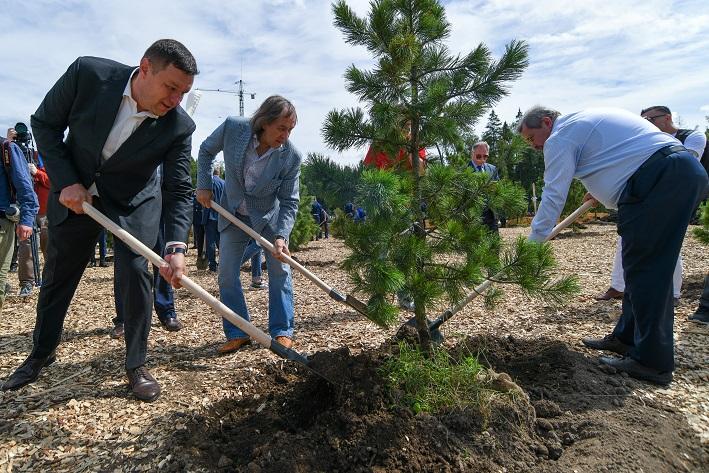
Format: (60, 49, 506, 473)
(468, 161, 500, 181)
(31, 56, 194, 248)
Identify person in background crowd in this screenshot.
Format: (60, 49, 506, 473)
(11, 132, 50, 297)
(203, 166, 224, 272)
(467, 140, 500, 234)
(319, 205, 329, 240)
(88, 229, 109, 267)
(354, 206, 367, 223)
(192, 191, 207, 269)
(111, 212, 184, 337)
(344, 201, 354, 218)
(311, 198, 323, 240)
(0, 129, 38, 308)
(241, 239, 266, 289)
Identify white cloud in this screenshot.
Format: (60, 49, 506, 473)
(2, 0, 707, 169)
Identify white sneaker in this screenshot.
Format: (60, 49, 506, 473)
(250, 280, 267, 290)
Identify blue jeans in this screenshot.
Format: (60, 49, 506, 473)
(92, 229, 107, 262)
(241, 239, 263, 280)
(219, 217, 294, 340)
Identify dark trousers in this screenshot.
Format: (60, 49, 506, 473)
(320, 220, 329, 239)
(114, 217, 175, 324)
(312, 213, 321, 240)
(193, 222, 205, 258)
(481, 208, 499, 234)
(205, 219, 219, 270)
(92, 229, 107, 263)
(612, 147, 708, 372)
(697, 275, 709, 315)
(32, 205, 154, 369)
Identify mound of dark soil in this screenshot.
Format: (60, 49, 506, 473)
(168, 336, 708, 472)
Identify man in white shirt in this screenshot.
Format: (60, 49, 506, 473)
(641, 106, 707, 158)
(518, 106, 708, 385)
(595, 105, 707, 303)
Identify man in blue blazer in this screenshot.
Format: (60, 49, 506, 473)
(2, 40, 198, 402)
(196, 95, 301, 354)
(203, 166, 225, 272)
(468, 141, 500, 233)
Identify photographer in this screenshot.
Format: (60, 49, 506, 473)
(1, 127, 39, 309)
(10, 124, 50, 297)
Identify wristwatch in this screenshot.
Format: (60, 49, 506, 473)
(165, 246, 187, 255)
(275, 235, 287, 243)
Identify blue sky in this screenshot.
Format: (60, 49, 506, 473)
(2, 0, 708, 166)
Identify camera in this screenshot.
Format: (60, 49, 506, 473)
(13, 122, 31, 147)
(11, 122, 37, 165)
(5, 204, 20, 223)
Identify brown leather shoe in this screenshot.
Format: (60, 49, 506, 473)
(218, 337, 251, 355)
(582, 334, 630, 356)
(110, 323, 124, 339)
(594, 287, 624, 301)
(126, 366, 161, 402)
(275, 336, 293, 349)
(160, 317, 183, 332)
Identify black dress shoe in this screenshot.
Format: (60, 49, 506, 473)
(594, 287, 624, 301)
(127, 366, 161, 402)
(599, 356, 672, 386)
(582, 334, 630, 356)
(2, 353, 56, 390)
(689, 311, 709, 325)
(110, 323, 125, 339)
(160, 317, 183, 332)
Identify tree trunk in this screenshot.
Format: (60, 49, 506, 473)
(413, 297, 432, 356)
(408, 64, 432, 355)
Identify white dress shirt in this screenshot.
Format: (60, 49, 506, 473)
(88, 68, 157, 196)
(530, 107, 678, 241)
(675, 128, 706, 160)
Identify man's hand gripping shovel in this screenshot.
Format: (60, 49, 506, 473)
(81, 202, 337, 384)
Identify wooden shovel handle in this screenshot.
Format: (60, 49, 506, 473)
(81, 202, 272, 348)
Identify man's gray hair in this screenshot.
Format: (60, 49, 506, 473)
(472, 141, 489, 151)
(250, 95, 297, 138)
(516, 106, 561, 133)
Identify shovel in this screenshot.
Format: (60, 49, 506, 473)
(81, 202, 334, 383)
(209, 201, 373, 323)
(406, 200, 595, 336)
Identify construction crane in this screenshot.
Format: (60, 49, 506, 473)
(186, 79, 256, 117)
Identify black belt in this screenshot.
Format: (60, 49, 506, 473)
(638, 144, 687, 171)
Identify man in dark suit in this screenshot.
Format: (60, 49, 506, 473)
(1, 39, 198, 402)
(467, 141, 500, 233)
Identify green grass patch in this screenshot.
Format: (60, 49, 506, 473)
(380, 341, 502, 414)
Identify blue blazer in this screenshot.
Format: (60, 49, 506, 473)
(197, 116, 301, 238)
(201, 175, 225, 223)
